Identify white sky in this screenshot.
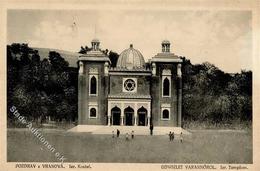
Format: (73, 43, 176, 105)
(7, 10, 252, 73)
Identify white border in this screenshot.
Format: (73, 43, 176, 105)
(1, 0, 258, 170)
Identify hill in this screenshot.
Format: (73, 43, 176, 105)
(32, 47, 79, 68)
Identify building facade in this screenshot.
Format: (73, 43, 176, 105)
(78, 39, 183, 127)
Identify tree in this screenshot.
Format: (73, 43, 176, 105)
(182, 58, 252, 125)
(78, 46, 91, 54)
(108, 51, 119, 67)
(7, 43, 78, 125)
(49, 51, 69, 72)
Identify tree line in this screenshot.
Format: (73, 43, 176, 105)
(181, 58, 252, 128)
(7, 43, 78, 124)
(7, 43, 252, 128)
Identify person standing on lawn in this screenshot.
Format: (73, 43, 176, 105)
(172, 132, 175, 141)
(126, 132, 129, 141)
(150, 124, 153, 135)
(116, 129, 120, 138)
(131, 130, 134, 139)
(180, 132, 183, 143)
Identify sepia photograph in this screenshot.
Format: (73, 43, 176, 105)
(1, 0, 259, 170)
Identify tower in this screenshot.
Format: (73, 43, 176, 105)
(150, 40, 183, 127)
(161, 40, 171, 53)
(78, 39, 110, 125)
(91, 39, 100, 51)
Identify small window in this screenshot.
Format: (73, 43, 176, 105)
(90, 76, 97, 95)
(163, 77, 170, 96)
(90, 108, 96, 118)
(162, 109, 169, 119)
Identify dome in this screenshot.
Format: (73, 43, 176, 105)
(117, 44, 145, 69)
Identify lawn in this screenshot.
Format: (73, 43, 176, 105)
(7, 129, 252, 163)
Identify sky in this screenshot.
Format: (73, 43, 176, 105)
(7, 9, 252, 73)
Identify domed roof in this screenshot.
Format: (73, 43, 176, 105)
(117, 44, 145, 69)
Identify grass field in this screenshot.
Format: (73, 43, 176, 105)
(7, 129, 252, 163)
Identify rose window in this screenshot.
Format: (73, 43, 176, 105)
(124, 79, 136, 91)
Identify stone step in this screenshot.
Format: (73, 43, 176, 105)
(68, 125, 190, 135)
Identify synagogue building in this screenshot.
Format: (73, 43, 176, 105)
(78, 39, 183, 127)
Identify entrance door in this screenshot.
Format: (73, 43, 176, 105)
(138, 114, 146, 126)
(124, 107, 134, 126)
(138, 107, 147, 126)
(111, 107, 121, 125)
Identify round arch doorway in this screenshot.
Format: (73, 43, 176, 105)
(111, 106, 121, 125)
(138, 107, 147, 126)
(124, 106, 134, 126)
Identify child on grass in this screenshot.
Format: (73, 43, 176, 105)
(172, 132, 175, 141)
(180, 132, 183, 143)
(126, 132, 129, 141)
(131, 130, 134, 139)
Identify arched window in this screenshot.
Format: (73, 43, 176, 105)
(111, 106, 121, 125)
(137, 107, 147, 126)
(90, 76, 97, 95)
(163, 77, 170, 96)
(162, 109, 169, 119)
(90, 108, 96, 118)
